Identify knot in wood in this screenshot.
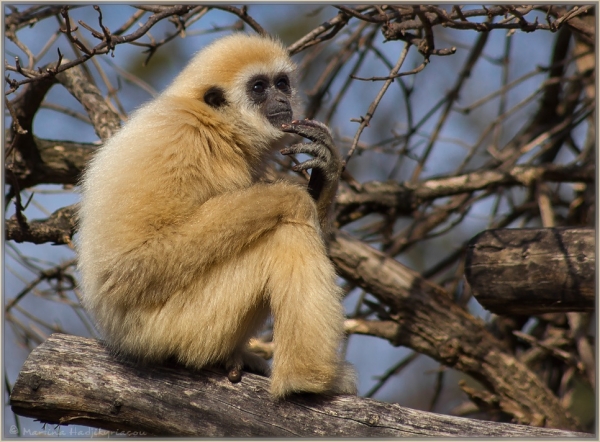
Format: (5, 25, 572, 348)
(366, 414, 380, 426)
(439, 338, 461, 364)
(29, 374, 42, 391)
(111, 398, 123, 415)
(25, 373, 53, 393)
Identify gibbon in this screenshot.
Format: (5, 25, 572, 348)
(77, 33, 356, 398)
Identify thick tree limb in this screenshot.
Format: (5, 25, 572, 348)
(10, 334, 591, 438)
(336, 163, 594, 218)
(465, 228, 595, 315)
(329, 231, 582, 431)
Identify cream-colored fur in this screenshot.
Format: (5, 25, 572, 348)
(77, 33, 356, 398)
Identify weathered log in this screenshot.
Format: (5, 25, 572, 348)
(465, 228, 595, 315)
(10, 334, 591, 438)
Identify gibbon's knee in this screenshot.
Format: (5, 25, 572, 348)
(261, 181, 321, 229)
(77, 33, 356, 398)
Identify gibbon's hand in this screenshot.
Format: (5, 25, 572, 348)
(280, 119, 342, 209)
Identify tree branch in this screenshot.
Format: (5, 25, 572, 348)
(5, 204, 78, 245)
(10, 334, 590, 437)
(54, 62, 121, 141)
(336, 163, 594, 219)
(329, 231, 582, 431)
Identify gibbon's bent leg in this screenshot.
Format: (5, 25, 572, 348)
(280, 119, 342, 234)
(222, 122, 352, 394)
(266, 219, 347, 396)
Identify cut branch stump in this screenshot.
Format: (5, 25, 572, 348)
(465, 228, 595, 315)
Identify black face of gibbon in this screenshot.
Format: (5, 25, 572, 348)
(247, 73, 293, 128)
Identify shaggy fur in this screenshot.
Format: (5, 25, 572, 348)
(77, 33, 356, 398)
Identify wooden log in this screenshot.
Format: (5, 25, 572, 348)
(10, 334, 591, 438)
(465, 227, 595, 315)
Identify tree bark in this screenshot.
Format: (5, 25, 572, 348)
(10, 334, 591, 438)
(465, 227, 595, 315)
(5, 204, 78, 245)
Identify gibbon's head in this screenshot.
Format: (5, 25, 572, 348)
(164, 33, 299, 142)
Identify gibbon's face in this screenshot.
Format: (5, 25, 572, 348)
(165, 34, 298, 136)
(203, 70, 294, 129)
(246, 71, 293, 128)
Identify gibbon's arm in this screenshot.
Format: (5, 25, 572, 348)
(280, 120, 342, 233)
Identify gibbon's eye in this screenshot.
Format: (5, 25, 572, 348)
(252, 80, 267, 94)
(204, 87, 227, 108)
(275, 76, 290, 93)
(247, 75, 271, 105)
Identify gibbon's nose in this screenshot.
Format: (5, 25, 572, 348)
(266, 95, 293, 128)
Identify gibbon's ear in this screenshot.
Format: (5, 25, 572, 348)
(204, 86, 227, 108)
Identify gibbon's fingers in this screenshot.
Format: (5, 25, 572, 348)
(280, 120, 342, 232)
(292, 158, 322, 173)
(281, 120, 341, 175)
(281, 119, 334, 148)
(280, 143, 330, 175)
(280, 142, 325, 158)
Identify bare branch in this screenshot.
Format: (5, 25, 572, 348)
(5, 204, 78, 246)
(336, 163, 593, 217)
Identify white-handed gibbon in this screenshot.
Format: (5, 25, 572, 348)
(77, 33, 356, 398)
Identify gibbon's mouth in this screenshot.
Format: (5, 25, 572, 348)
(267, 110, 293, 129)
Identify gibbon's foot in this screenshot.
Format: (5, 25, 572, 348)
(227, 367, 242, 383)
(280, 119, 341, 176)
(225, 349, 271, 383)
